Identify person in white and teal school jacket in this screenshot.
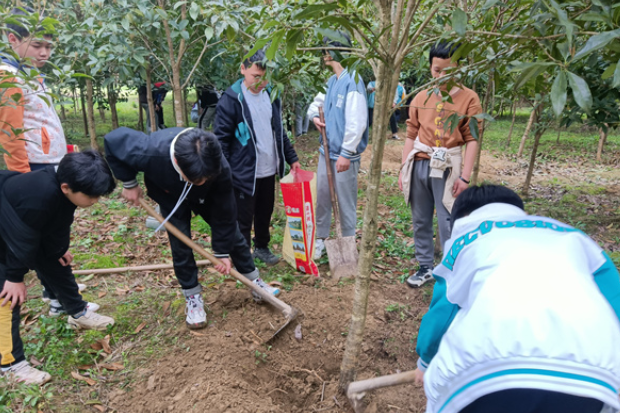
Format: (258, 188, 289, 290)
(414, 184, 620, 413)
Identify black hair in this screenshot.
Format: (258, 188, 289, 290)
(242, 49, 267, 70)
(57, 150, 116, 197)
(322, 31, 352, 61)
(451, 184, 524, 225)
(429, 40, 461, 67)
(6, 7, 51, 40)
(174, 128, 222, 183)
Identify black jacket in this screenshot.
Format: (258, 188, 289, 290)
(104, 127, 238, 257)
(0, 168, 76, 282)
(213, 79, 299, 196)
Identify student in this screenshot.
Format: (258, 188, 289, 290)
(0, 151, 116, 385)
(0, 7, 90, 312)
(0, 7, 67, 172)
(104, 127, 280, 330)
(414, 184, 620, 413)
(214, 50, 300, 265)
(400, 41, 481, 287)
(367, 78, 375, 127)
(389, 81, 405, 140)
(197, 85, 219, 130)
(307, 32, 369, 260)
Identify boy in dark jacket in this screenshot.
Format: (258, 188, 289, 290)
(0, 151, 116, 385)
(104, 127, 279, 330)
(214, 49, 300, 265)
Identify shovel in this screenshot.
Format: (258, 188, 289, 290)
(139, 199, 300, 342)
(318, 107, 359, 280)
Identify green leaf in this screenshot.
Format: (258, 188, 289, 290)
(266, 29, 286, 60)
(189, 3, 200, 20)
(566, 71, 592, 113)
(482, 0, 500, 10)
(550, 71, 567, 117)
(204, 27, 214, 41)
(511, 62, 554, 89)
(602, 63, 616, 80)
(469, 116, 479, 140)
(572, 29, 620, 61)
(294, 4, 339, 20)
(285, 29, 303, 59)
(451, 8, 467, 36)
(613, 59, 620, 89)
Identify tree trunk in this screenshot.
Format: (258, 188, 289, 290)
(145, 65, 158, 134)
(171, 67, 184, 127)
(73, 86, 77, 115)
(80, 86, 88, 138)
(98, 106, 105, 121)
(505, 100, 518, 148)
(138, 102, 144, 132)
(521, 104, 545, 198)
(108, 85, 119, 130)
(339, 58, 398, 391)
(498, 97, 504, 118)
(183, 88, 189, 126)
(517, 108, 536, 158)
(85, 79, 98, 150)
(556, 127, 561, 144)
(471, 70, 494, 185)
(60, 103, 66, 121)
(596, 127, 608, 163)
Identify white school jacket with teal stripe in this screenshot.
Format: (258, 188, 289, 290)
(416, 203, 620, 413)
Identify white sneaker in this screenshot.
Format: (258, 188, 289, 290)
(314, 239, 325, 260)
(185, 294, 207, 329)
(2, 360, 51, 385)
(251, 278, 281, 303)
(49, 301, 100, 317)
(78, 283, 86, 292)
(67, 309, 115, 331)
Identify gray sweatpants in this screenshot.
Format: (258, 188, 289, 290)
(316, 153, 360, 239)
(410, 159, 452, 267)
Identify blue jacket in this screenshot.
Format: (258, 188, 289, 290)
(213, 79, 299, 196)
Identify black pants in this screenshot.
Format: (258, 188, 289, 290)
(460, 389, 604, 413)
(234, 175, 275, 250)
(389, 109, 400, 134)
(368, 107, 374, 127)
(158, 201, 256, 291)
(0, 240, 86, 367)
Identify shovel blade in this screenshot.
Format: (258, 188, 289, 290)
(324, 236, 358, 279)
(264, 306, 301, 344)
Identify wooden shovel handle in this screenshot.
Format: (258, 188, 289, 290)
(318, 107, 342, 238)
(139, 198, 295, 317)
(347, 370, 418, 399)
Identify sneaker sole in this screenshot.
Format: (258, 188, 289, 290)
(406, 278, 433, 288)
(186, 320, 207, 330)
(48, 310, 66, 317)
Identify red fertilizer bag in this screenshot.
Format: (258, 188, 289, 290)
(280, 169, 319, 276)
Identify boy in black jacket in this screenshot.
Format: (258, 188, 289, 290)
(0, 151, 116, 385)
(214, 49, 300, 265)
(104, 127, 279, 330)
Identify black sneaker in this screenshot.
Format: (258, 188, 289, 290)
(253, 247, 280, 266)
(406, 265, 434, 288)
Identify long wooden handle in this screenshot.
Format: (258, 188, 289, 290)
(347, 370, 417, 399)
(72, 260, 212, 275)
(318, 107, 342, 238)
(139, 199, 294, 317)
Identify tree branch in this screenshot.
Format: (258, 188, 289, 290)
(390, 0, 407, 55)
(397, 0, 421, 56)
(181, 38, 225, 89)
(405, 0, 448, 52)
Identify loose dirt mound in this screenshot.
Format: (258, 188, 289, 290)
(108, 275, 427, 413)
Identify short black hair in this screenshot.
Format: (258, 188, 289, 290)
(173, 128, 222, 183)
(57, 150, 116, 197)
(451, 184, 524, 224)
(429, 41, 461, 67)
(322, 31, 352, 61)
(6, 7, 51, 40)
(242, 49, 267, 70)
